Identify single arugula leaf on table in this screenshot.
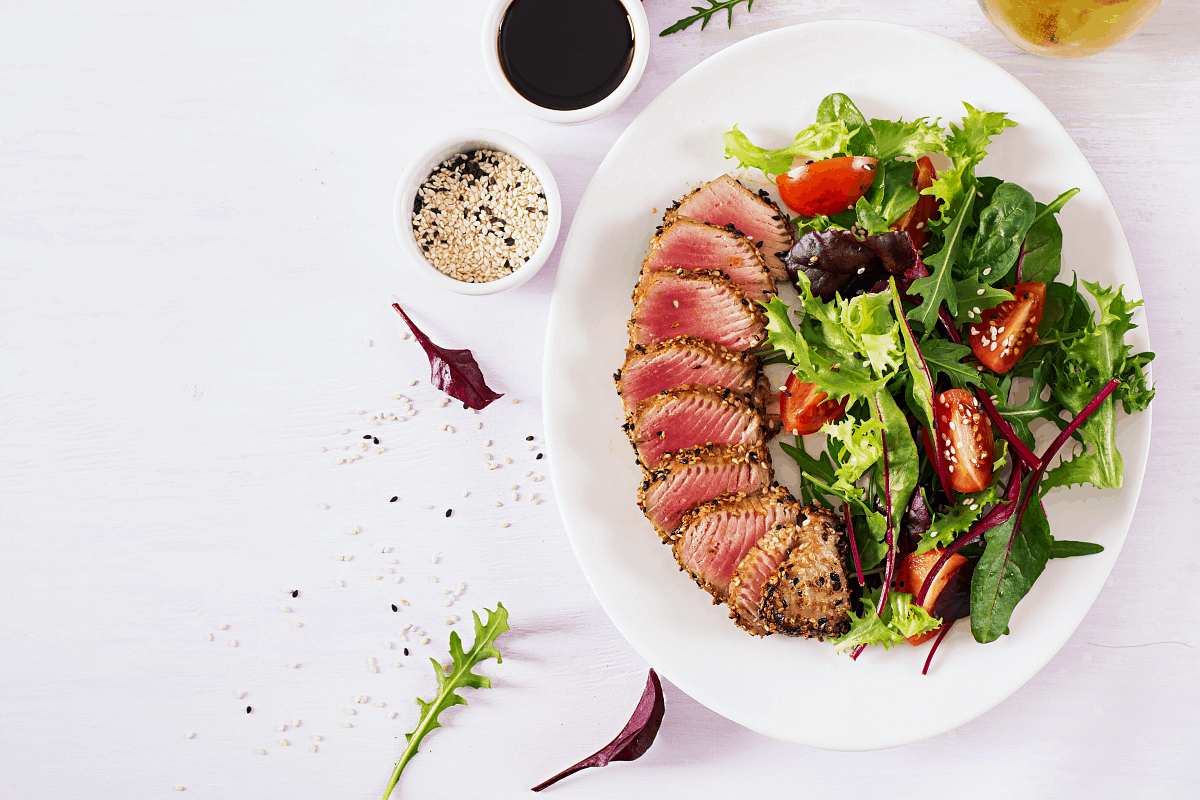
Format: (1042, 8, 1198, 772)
(393, 304, 503, 409)
(533, 670, 666, 791)
(381, 603, 509, 800)
(660, 0, 755, 36)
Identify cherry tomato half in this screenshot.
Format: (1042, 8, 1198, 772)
(968, 282, 1047, 374)
(776, 156, 878, 217)
(895, 548, 968, 645)
(934, 389, 994, 494)
(890, 156, 938, 250)
(779, 372, 848, 436)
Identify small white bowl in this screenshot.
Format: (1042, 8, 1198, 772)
(394, 129, 562, 296)
(481, 0, 650, 124)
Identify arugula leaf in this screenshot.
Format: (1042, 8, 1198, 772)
(991, 361, 1061, 449)
(831, 591, 940, 653)
(922, 482, 1004, 553)
(907, 184, 977, 329)
(723, 122, 852, 178)
(779, 439, 837, 485)
(381, 604, 509, 800)
(660, 0, 755, 36)
(1048, 538, 1105, 559)
(920, 337, 982, 388)
(869, 117, 946, 161)
(971, 483, 1051, 643)
(966, 182, 1036, 280)
(816, 92, 876, 156)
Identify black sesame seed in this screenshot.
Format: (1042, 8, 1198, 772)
(445, 509, 452, 518)
(391, 604, 398, 612)
(403, 648, 409, 656)
(373, 437, 379, 445)
(526, 435, 534, 441)
(536, 453, 543, 460)
(292, 589, 299, 598)
(362, 434, 371, 439)
(390, 496, 398, 502)
(246, 706, 252, 714)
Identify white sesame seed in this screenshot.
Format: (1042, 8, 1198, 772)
(237, 691, 245, 699)
(374, 701, 386, 707)
(371, 665, 378, 673)
(501, 522, 510, 528)
(394, 577, 402, 583)
(290, 663, 299, 669)
(476, 422, 482, 429)
(982, 268, 991, 276)
(219, 624, 229, 630)
(493, 501, 502, 507)
(174, 787, 185, 792)
(185, 732, 195, 739)
(230, 640, 238, 647)
(421, 637, 430, 644)
(317, 446, 326, 452)
(364, 339, 372, 347)
(280, 739, 289, 746)
(394, 662, 403, 667)
(461, 491, 469, 497)
(281, 606, 291, 613)
(311, 744, 318, 752)
(431, 554, 439, 564)
(525, 471, 532, 477)
(318, 503, 329, 509)
(278, 724, 287, 732)
(206, 633, 213, 641)
(430, 576, 438, 583)
(410, 379, 418, 386)
(345, 708, 356, 715)
(511, 399, 519, 404)
(532, 498, 542, 505)
(293, 621, 302, 627)
(389, 711, 398, 719)
(339, 428, 349, 435)
(257, 748, 266, 755)
(423, 504, 433, 509)
(344, 722, 353, 728)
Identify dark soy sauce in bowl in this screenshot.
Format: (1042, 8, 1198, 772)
(498, 0, 635, 112)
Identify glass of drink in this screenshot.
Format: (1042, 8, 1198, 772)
(977, 0, 1162, 57)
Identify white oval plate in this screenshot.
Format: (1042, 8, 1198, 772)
(542, 21, 1152, 751)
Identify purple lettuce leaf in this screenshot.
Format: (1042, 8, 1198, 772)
(785, 230, 928, 301)
(531, 669, 665, 792)
(392, 304, 503, 410)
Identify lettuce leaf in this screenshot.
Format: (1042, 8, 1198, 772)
(723, 121, 853, 178)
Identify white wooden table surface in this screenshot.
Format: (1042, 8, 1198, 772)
(2, 2, 1198, 798)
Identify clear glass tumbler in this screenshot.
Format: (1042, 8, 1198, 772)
(977, 0, 1163, 57)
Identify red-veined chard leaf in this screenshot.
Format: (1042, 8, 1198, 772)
(532, 669, 665, 791)
(392, 303, 503, 409)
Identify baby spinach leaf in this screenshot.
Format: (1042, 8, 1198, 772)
(817, 92, 876, 156)
(967, 182, 1036, 280)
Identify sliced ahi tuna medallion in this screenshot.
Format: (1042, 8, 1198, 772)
(638, 442, 772, 542)
(671, 486, 800, 601)
(628, 269, 766, 352)
(615, 335, 759, 416)
(643, 217, 776, 303)
(627, 385, 765, 469)
(727, 521, 804, 636)
(758, 504, 852, 639)
(665, 175, 794, 283)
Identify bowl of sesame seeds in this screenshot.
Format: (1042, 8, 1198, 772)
(395, 129, 561, 295)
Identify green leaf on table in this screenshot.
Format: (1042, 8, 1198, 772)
(381, 603, 510, 800)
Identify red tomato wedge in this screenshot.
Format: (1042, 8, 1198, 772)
(895, 548, 968, 645)
(779, 372, 848, 436)
(934, 389, 994, 494)
(890, 156, 938, 250)
(776, 156, 878, 217)
(968, 281, 1047, 374)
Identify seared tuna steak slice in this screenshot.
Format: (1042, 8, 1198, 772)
(666, 175, 793, 283)
(627, 385, 764, 468)
(758, 504, 851, 639)
(615, 335, 759, 416)
(671, 486, 800, 601)
(629, 269, 766, 352)
(638, 442, 773, 542)
(727, 521, 804, 635)
(643, 217, 776, 303)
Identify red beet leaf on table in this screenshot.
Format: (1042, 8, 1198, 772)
(531, 669, 666, 791)
(392, 303, 503, 410)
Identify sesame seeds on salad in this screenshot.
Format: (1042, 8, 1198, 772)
(411, 149, 548, 283)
